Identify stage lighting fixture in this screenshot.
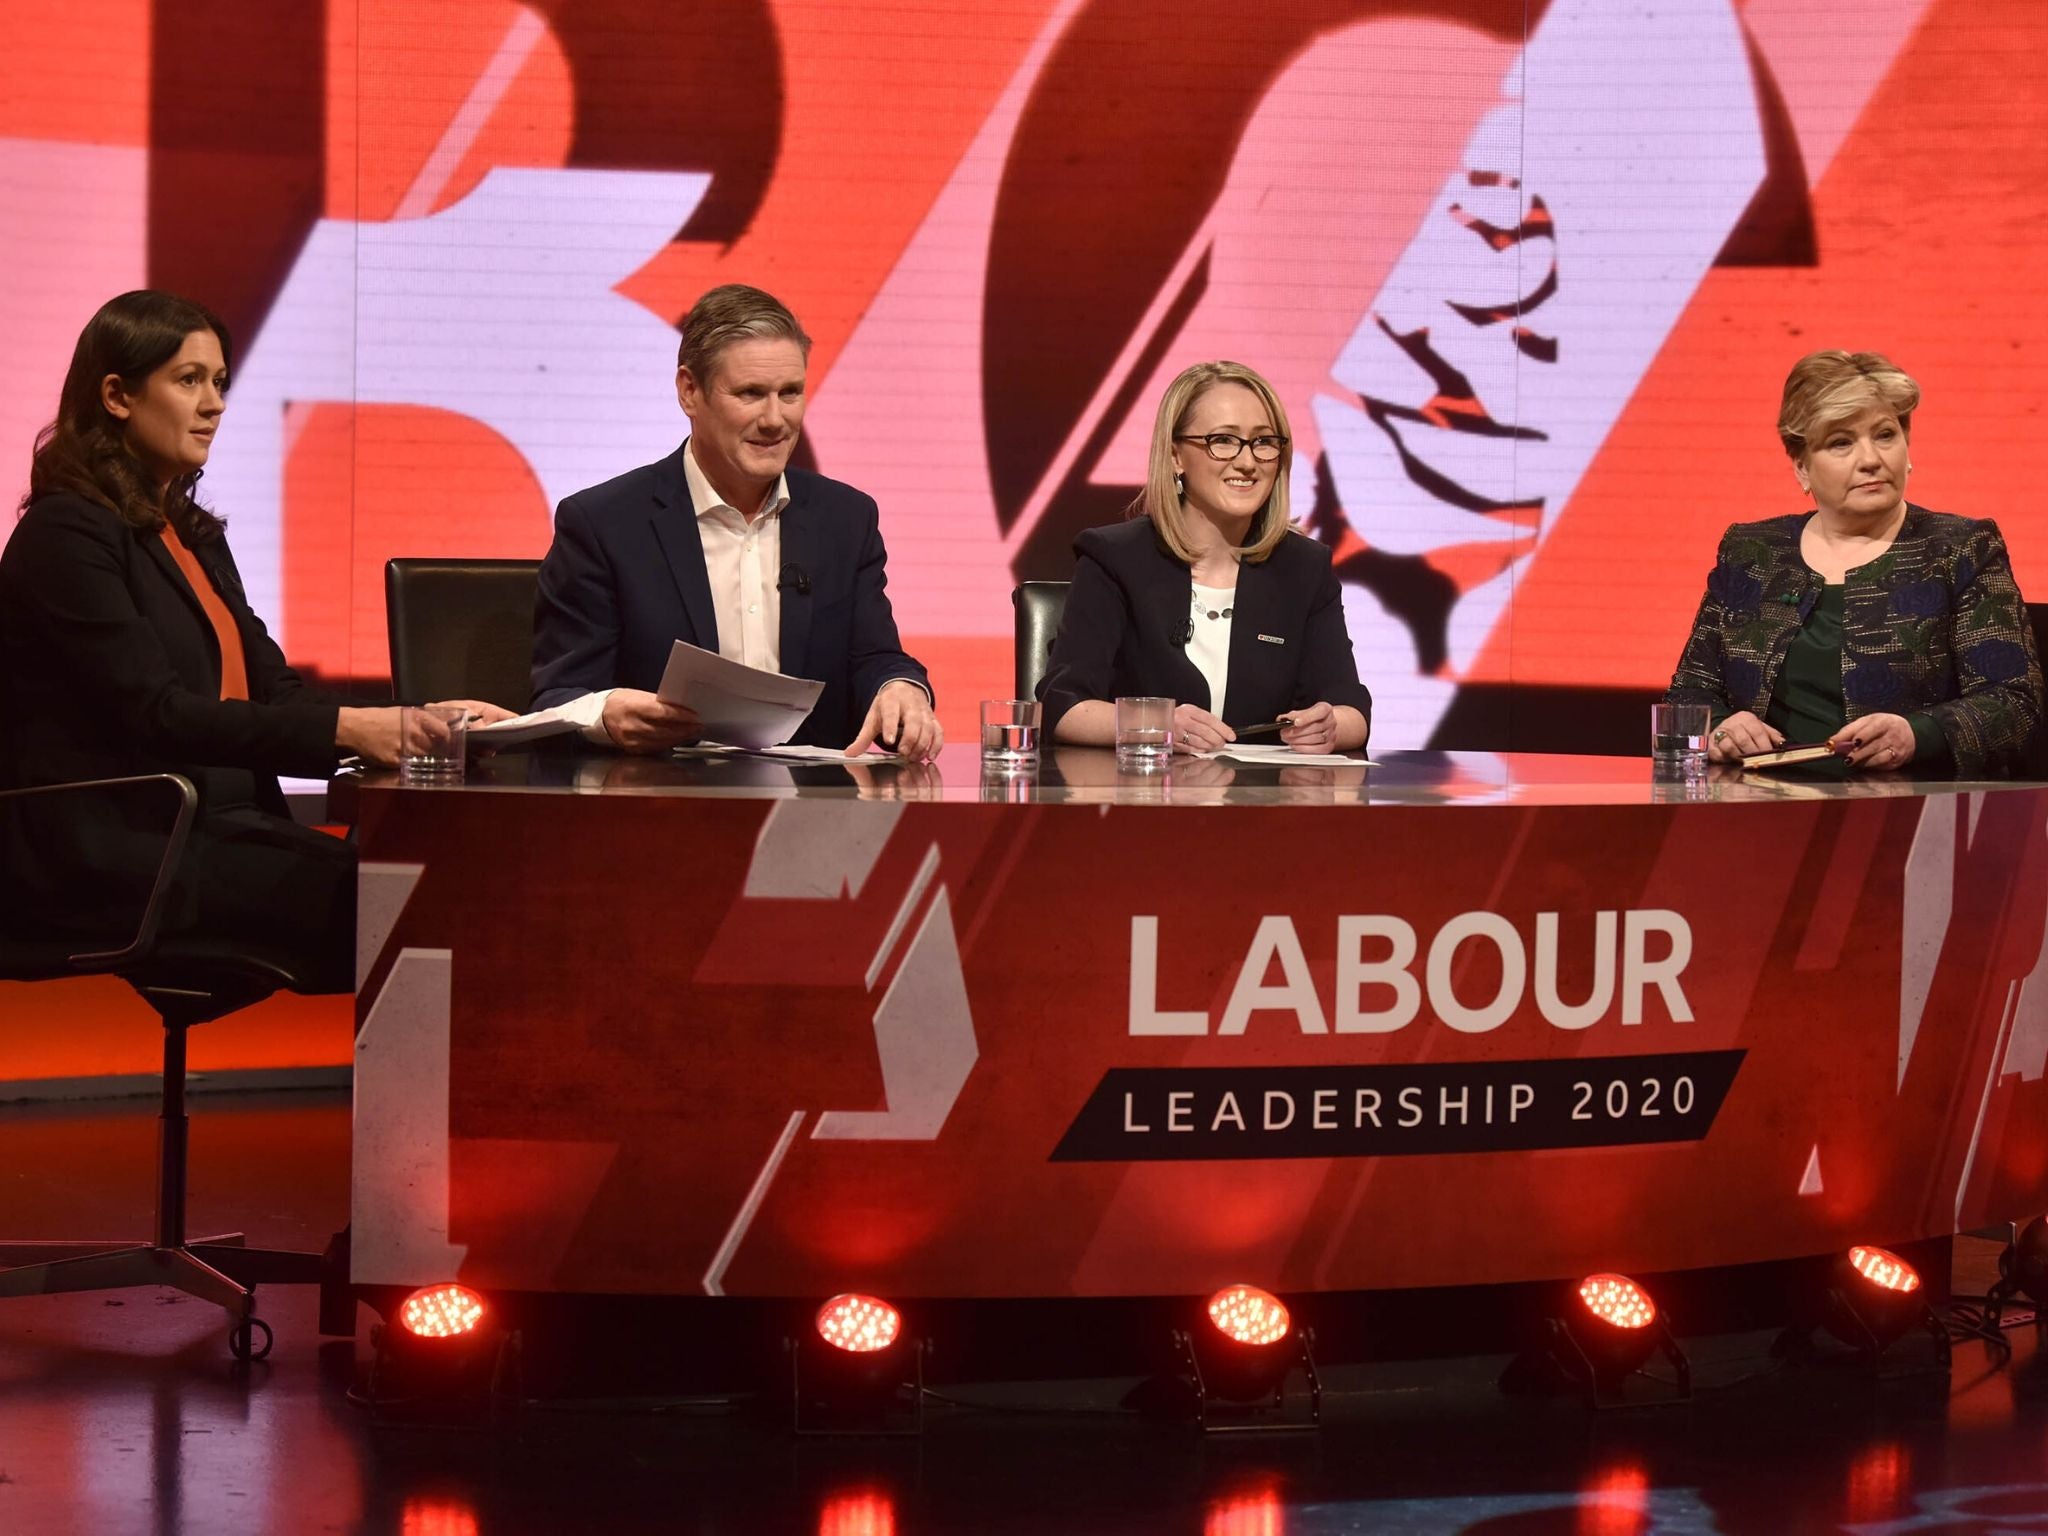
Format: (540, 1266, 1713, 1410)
(1777, 1242, 1948, 1375)
(1987, 1216, 2048, 1325)
(816, 1293, 902, 1354)
(401, 1283, 488, 1339)
(790, 1292, 925, 1436)
(1499, 1272, 1690, 1408)
(1208, 1284, 1290, 1346)
(1571, 1273, 1661, 1375)
(1171, 1284, 1320, 1432)
(363, 1281, 519, 1420)
(1825, 1245, 1933, 1351)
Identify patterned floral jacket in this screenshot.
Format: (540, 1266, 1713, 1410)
(1666, 509, 2043, 777)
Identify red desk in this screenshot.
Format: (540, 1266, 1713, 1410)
(349, 748, 2048, 1299)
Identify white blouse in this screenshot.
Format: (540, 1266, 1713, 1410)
(1188, 580, 1235, 717)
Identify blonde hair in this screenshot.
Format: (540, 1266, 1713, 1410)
(1777, 350, 1920, 461)
(677, 283, 812, 384)
(1137, 361, 1293, 564)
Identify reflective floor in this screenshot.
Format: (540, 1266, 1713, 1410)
(1, 1092, 2044, 1536)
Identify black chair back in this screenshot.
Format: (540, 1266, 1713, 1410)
(386, 559, 541, 711)
(1013, 582, 1070, 700)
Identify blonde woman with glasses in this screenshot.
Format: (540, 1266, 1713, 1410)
(1039, 361, 1372, 755)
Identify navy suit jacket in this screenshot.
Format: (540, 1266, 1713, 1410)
(1037, 519, 1373, 739)
(531, 444, 931, 748)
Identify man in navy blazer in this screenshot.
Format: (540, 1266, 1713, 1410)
(532, 285, 939, 757)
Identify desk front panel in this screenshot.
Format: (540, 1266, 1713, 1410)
(351, 770, 2048, 1297)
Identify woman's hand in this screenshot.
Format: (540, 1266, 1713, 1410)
(1280, 701, 1339, 753)
(1707, 710, 1782, 763)
(1831, 713, 1917, 772)
(336, 706, 404, 767)
(1172, 704, 1233, 754)
(430, 698, 518, 725)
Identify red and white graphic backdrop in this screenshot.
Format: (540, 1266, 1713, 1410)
(5, 0, 2044, 746)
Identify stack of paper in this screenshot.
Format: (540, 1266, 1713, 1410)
(656, 642, 823, 749)
(467, 702, 587, 747)
(1202, 743, 1375, 768)
(466, 642, 825, 750)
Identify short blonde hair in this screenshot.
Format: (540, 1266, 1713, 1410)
(677, 284, 811, 384)
(1777, 350, 1920, 461)
(1137, 361, 1293, 564)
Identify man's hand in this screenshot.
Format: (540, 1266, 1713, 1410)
(846, 680, 942, 760)
(601, 689, 702, 753)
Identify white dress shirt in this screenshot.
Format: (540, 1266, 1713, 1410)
(570, 442, 791, 742)
(685, 442, 789, 672)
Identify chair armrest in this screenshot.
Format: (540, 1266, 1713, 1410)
(0, 773, 199, 969)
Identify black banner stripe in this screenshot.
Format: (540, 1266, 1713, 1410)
(1049, 1050, 1744, 1162)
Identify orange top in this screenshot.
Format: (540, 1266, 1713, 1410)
(159, 523, 249, 701)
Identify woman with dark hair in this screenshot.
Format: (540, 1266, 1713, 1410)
(1038, 360, 1372, 754)
(0, 290, 507, 991)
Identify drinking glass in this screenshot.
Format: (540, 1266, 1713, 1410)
(399, 703, 469, 784)
(1114, 696, 1173, 768)
(980, 699, 1041, 766)
(1649, 702, 1709, 779)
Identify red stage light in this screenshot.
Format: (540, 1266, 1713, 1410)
(1207, 1285, 1291, 1347)
(815, 1294, 902, 1354)
(399, 1283, 487, 1339)
(1847, 1246, 1921, 1294)
(1578, 1273, 1656, 1330)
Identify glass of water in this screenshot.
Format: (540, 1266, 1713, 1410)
(980, 699, 1041, 766)
(1649, 702, 1710, 778)
(1115, 696, 1174, 768)
(399, 703, 469, 784)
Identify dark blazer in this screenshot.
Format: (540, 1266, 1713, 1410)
(1666, 508, 2043, 777)
(531, 444, 931, 748)
(0, 492, 340, 812)
(1037, 518, 1373, 739)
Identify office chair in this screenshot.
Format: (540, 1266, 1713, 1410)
(1012, 581, 1071, 701)
(385, 557, 542, 711)
(0, 774, 334, 1359)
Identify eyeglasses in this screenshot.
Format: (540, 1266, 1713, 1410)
(1176, 433, 1289, 462)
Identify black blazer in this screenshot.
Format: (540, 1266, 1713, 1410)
(1037, 519, 1373, 739)
(0, 492, 340, 814)
(531, 444, 932, 748)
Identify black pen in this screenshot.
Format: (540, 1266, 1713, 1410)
(1230, 717, 1295, 740)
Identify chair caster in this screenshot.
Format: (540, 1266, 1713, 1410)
(229, 1315, 274, 1362)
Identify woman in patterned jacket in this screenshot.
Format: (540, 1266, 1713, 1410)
(1666, 350, 2042, 777)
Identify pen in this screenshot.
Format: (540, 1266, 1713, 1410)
(1231, 717, 1295, 739)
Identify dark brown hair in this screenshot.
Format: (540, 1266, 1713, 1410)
(23, 290, 231, 541)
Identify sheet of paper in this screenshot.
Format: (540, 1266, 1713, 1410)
(1203, 744, 1375, 767)
(465, 703, 587, 747)
(755, 744, 869, 762)
(655, 641, 825, 749)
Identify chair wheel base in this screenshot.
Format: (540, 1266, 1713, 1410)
(229, 1316, 275, 1362)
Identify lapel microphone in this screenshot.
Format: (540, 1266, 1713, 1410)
(1170, 617, 1193, 647)
(778, 563, 811, 596)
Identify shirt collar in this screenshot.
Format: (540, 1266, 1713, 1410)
(683, 439, 790, 522)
